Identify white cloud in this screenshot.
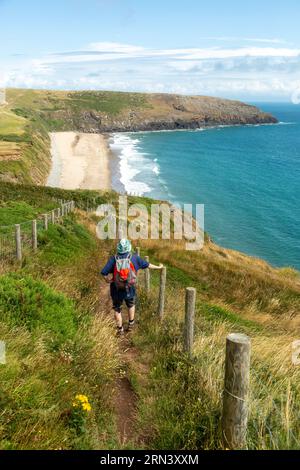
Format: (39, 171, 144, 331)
(88, 42, 145, 53)
(2, 41, 300, 100)
(198, 37, 289, 45)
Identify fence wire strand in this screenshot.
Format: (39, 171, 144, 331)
(0, 200, 76, 263)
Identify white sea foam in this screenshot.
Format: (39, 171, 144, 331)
(110, 133, 162, 196)
(152, 164, 160, 175)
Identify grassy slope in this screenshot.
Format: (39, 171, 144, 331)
(1, 180, 299, 450)
(0, 93, 51, 184)
(0, 185, 123, 450)
(0, 184, 300, 449)
(126, 239, 300, 450)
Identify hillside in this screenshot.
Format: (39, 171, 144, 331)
(0, 88, 277, 185)
(0, 182, 299, 450)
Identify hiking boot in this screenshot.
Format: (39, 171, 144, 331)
(117, 326, 125, 337)
(127, 320, 135, 332)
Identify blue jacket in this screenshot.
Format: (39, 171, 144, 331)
(101, 252, 149, 276)
(101, 252, 149, 299)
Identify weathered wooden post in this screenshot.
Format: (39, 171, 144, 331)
(144, 255, 150, 294)
(158, 266, 167, 319)
(15, 224, 22, 262)
(51, 210, 55, 224)
(184, 287, 196, 357)
(222, 333, 251, 450)
(61, 204, 65, 217)
(43, 214, 48, 230)
(32, 219, 37, 251)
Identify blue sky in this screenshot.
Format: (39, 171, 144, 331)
(1, 0, 300, 100)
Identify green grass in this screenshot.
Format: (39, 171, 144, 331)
(37, 218, 96, 265)
(0, 201, 57, 226)
(0, 181, 116, 211)
(0, 273, 78, 349)
(0, 109, 26, 136)
(0, 187, 122, 450)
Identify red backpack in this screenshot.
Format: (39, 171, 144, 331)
(113, 254, 137, 290)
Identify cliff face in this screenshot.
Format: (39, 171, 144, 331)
(7, 89, 278, 135)
(53, 93, 278, 133)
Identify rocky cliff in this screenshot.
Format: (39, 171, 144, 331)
(53, 93, 278, 132)
(8, 89, 278, 135)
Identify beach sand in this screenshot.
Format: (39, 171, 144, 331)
(47, 132, 111, 190)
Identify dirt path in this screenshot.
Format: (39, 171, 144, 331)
(100, 279, 140, 447)
(67, 229, 143, 448)
(114, 342, 138, 447)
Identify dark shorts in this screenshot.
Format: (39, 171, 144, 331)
(110, 283, 136, 313)
(112, 296, 135, 313)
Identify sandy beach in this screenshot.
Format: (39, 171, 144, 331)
(47, 132, 111, 190)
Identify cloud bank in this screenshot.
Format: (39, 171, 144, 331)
(1, 40, 300, 100)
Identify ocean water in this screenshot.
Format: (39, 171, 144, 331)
(110, 103, 300, 270)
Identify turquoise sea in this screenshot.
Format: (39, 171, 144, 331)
(110, 103, 300, 270)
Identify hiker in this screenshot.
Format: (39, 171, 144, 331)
(101, 239, 163, 336)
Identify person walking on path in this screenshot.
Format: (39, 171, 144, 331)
(101, 239, 163, 335)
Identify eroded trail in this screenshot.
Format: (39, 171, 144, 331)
(97, 272, 141, 448)
(61, 227, 144, 448)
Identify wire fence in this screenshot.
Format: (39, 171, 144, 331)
(0, 201, 75, 263)
(0, 226, 16, 262)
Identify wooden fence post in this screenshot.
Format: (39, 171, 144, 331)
(158, 266, 167, 319)
(184, 287, 196, 357)
(144, 255, 150, 294)
(51, 210, 55, 224)
(43, 214, 48, 230)
(15, 224, 22, 262)
(61, 204, 65, 217)
(32, 220, 37, 251)
(222, 333, 251, 450)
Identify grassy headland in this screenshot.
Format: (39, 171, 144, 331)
(0, 88, 277, 185)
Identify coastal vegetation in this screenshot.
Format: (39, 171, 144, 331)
(0, 182, 299, 450)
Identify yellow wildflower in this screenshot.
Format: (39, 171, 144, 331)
(82, 402, 92, 412)
(76, 394, 89, 403)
